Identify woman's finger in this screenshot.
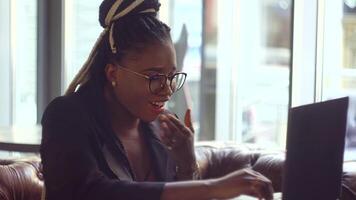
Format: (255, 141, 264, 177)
(161, 114, 190, 139)
(159, 115, 187, 147)
(250, 170, 272, 184)
(246, 189, 262, 200)
(160, 122, 171, 143)
(265, 182, 274, 200)
(246, 183, 265, 200)
(159, 121, 179, 149)
(253, 180, 274, 200)
(184, 109, 195, 133)
(165, 114, 192, 137)
(159, 117, 174, 138)
(253, 173, 273, 199)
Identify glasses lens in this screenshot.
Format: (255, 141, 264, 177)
(149, 73, 186, 94)
(171, 73, 186, 92)
(149, 75, 166, 94)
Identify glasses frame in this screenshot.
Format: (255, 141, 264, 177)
(116, 65, 187, 95)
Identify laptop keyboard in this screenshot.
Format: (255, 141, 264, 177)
(233, 192, 282, 200)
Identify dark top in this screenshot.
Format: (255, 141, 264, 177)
(40, 83, 177, 200)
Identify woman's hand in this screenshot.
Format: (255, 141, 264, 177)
(210, 168, 274, 200)
(162, 168, 274, 200)
(158, 109, 196, 175)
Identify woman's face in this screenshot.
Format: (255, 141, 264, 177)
(108, 41, 177, 122)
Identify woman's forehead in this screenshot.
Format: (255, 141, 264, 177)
(123, 42, 177, 72)
(141, 65, 177, 73)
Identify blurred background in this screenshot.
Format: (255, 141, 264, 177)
(1, 0, 356, 160)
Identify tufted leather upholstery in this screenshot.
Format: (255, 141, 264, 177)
(195, 142, 285, 192)
(0, 157, 43, 200)
(0, 142, 355, 200)
(195, 142, 356, 200)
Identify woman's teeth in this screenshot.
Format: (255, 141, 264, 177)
(151, 101, 164, 107)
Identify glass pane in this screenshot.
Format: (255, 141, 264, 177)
(213, 0, 291, 147)
(160, 0, 203, 139)
(0, 0, 11, 126)
(11, 0, 38, 126)
(322, 0, 356, 160)
(241, 0, 291, 148)
(63, 0, 102, 91)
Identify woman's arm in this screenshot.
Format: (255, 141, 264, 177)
(162, 179, 212, 200)
(162, 168, 274, 200)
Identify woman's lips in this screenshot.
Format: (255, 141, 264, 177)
(150, 101, 165, 107)
(149, 101, 166, 114)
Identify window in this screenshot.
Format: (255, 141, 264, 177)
(161, 0, 292, 148)
(208, 0, 292, 148)
(62, 1, 291, 147)
(63, 0, 102, 91)
(2, 0, 355, 157)
(292, 0, 356, 160)
(45, 0, 356, 160)
(0, 0, 37, 127)
(319, 0, 356, 160)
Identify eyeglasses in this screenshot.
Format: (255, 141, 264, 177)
(116, 65, 187, 95)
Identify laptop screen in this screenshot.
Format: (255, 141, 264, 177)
(282, 97, 349, 200)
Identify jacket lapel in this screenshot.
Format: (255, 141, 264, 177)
(77, 83, 176, 182)
(77, 84, 134, 180)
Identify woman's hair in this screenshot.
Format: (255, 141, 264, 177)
(65, 0, 171, 95)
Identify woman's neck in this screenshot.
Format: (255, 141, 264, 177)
(103, 85, 141, 138)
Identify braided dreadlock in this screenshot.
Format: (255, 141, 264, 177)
(65, 0, 171, 95)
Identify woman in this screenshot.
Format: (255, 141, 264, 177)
(40, 0, 274, 199)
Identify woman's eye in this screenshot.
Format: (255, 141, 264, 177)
(149, 75, 161, 80)
(146, 71, 159, 76)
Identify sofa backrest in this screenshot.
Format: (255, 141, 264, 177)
(0, 144, 355, 200)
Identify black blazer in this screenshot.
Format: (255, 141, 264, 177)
(40, 84, 177, 200)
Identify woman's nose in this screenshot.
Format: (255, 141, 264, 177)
(159, 79, 173, 96)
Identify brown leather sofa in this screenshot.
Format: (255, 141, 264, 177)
(0, 142, 355, 200)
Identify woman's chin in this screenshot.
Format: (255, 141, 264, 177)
(139, 105, 165, 122)
(140, 111, 163, 123)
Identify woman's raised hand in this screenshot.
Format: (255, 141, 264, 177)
(210, 168, 274, 200)
(158, 109, 196, 174)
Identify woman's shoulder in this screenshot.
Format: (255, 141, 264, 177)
(41, 93, 85, 123)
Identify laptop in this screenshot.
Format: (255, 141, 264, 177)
(236, 96, 351, 200)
